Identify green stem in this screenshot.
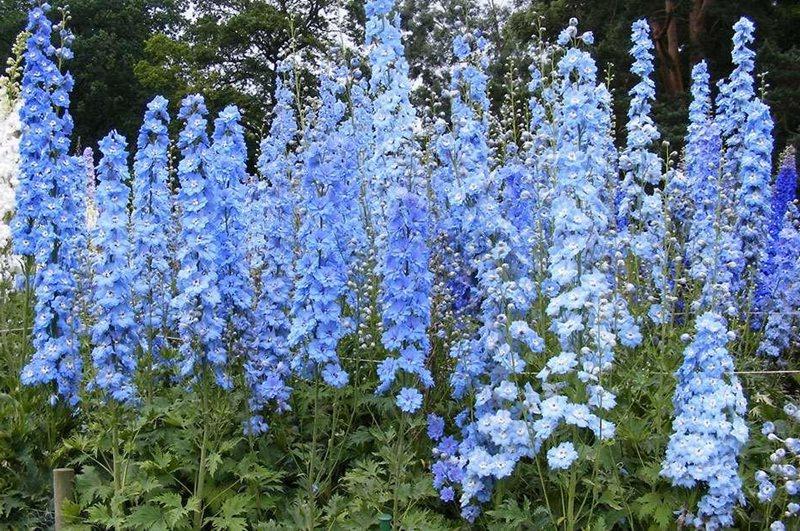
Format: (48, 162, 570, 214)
(193, 374, 209, 530)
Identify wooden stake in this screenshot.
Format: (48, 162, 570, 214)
(53, 468, 75, 530)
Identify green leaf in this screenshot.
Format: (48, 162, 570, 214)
(635, 492, 675, 528)
(127, 504, 168, 530)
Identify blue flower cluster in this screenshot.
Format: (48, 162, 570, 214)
(209, 105, 255, 354)
(684, 61, 742, 313)
(661, 312, 748, 529)
(89, 132, 138, 404)
(131, 96, 172, 363)
(245, 68, 297, 434)
(16, 3, 84, 405)
(172, 95, 230, 389)
(617, 20, 667, 302)
(756, 403, 800, 530)
(756, 148, 798, 314)
(288, 72, 352, 388)
(758, 202, 800, 358)
(378, 188, 432, 412)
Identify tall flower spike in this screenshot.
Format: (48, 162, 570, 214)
(90, 131, 138, 404)
(288, 70, 351, 388)
(364, 0, 434, 412)
(246, 67, 297, 435)
(209, 105, 255, 361)
(756, 148, 798, 313)
(17, 3, 84, 405)
(364, 0, 417, 243)
(132, 96, 173, 365)
(536, 25, 638, 472)
(757, 202, 800, 359)
(685, 62, 741, 313)
(735, 97, 773, 277)
(617, 19, 668, 307)
(661, 313, 748, 529)
(430, 33, 547, 521)
(172, 94, 229, 389)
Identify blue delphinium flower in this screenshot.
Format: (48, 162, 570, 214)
(757, 202, 800, 358)
(11, 3, 56, 258)
(131, 96, 172, 364)
(89, 131, 139, 404)
(364, 0, 416, 241)
(755, 402, 800, 529)
(208, 105, 255, 359)
(717, 17, 757, 197)
(661, 312, 748, 529)
(429, 33, 546, 520)
(736, 97, 774, 276)
(547, 441, 579, 470)
(378, 186, 432, 409)
(538, 29, 638, 460)
(770, 148, 798, 246)
(365, 0, 434, 412)
(617, 20, 668, 312)
(245, 67, 297, 435)
(716, 17, 766, 292)
(396, 387, 423, 413)
(685, 61, 742, 314)
(756, 147, 797, 313)
(17, 3, 84, 405)
(172, 94, 229, 389)
(288, 71, 352, 388)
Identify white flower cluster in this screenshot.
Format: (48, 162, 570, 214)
(0, 86, 21, 284)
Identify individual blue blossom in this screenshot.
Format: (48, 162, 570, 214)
(547, 441, 578, 470)
(17, 3, 84, 405)
(245, 69, 297, 434)
(131, 96, 172, 364)
(89, 131, 138, 404)
(171, 94, 229, 389)
(208, 105, 255, 358)
(661, 312, 748, 529)
(396, 387, 423, 413)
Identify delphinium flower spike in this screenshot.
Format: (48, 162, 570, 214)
(429, 32, 546, 520)
(17, 3, 84, 405)
(209, 105, 255, 362)
(757, 202, 800, 359)
(131, 96, 173, 366)
(663, 56, 749, 524)
(245, 66, 297, 434)
(364, 0, 433, 412)
(685, 61, 742, 314)
(172, 94, 229, 389)
(617, 19, 668, 312)
(756, 147, 796, 314)
(89, 131, 138, 404)
(288, 70, 352, 388)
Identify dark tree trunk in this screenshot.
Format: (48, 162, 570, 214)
(689, 0, 714, 64)
(651, 0, 685, 95)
